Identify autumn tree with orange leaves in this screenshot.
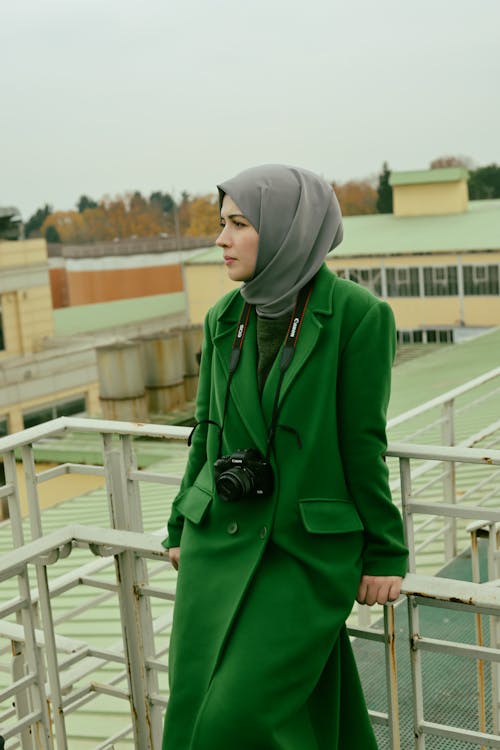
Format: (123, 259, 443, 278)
(332, 180, 377, 216)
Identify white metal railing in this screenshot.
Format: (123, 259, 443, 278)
(0, 417, 499, 748)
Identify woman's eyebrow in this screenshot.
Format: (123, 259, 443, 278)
(222, 213, 247, 221)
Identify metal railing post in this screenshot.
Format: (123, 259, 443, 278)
(408, 596, 426, 749)
(121, 434, 163, 746)
(384, 603, 400, 749)
(470, 527, 487, 739)
(441, 400, 457, 561)
(102, 439, 158, 749)
(3, 450, 53, 750)
(21, 445, 68, 749)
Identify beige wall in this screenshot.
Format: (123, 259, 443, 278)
(388, 298, 462, 328)
(463, 297, 500, 327)
(186, 264, 239, 324)
(0, 238, 47, 269)
(393, 180, 468, 217)
(0, 239, 54, 356)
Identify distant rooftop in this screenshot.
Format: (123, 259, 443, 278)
(53, 292, 186, 335)
(390, 167, 469, 186)
(186, 200, 500, 261)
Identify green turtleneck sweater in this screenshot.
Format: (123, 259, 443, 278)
(256, 313, 291, 395)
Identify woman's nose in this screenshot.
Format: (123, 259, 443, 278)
(216, 225, 230, 247)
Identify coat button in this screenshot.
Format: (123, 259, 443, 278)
(259, 526, 268, 539)
(227, 521, 239, 535)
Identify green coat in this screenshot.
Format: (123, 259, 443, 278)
(162, 265, 408, 749)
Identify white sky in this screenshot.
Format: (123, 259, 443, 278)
(1, 0, 499, 219)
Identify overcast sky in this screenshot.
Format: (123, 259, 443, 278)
(1, 0, 499, 219)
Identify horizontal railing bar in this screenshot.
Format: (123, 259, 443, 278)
(149, 692, 168, 708)
(87, 648, 127, 665)
(419, 720, 500, 747)
(0, 596, 29, 620)
(144, 658, 169, 673)
(0, 525, 169, 580)
(347, 626, 385, 643)
(128, 469, 182, 486)
(402, 573, 500, 610)
(1, 709, 44, 740)
(79, 576, 119, 593)
(0, 416, 191, 452)
(406, 501, 500, 522)
(0, 526, 75, 580)
(37, 463, 105, 483)
(386, 442, 500, 464)
(138, 584, 176, 601)
(411, 595, 500, 618)
(0, 482, 13, 498)
(368, 710, 389, 725)
(0, 619, 86, 652)
(415, 636, 500, 663)
(91, 680, 130, 701)
(0, 672, 36, 702)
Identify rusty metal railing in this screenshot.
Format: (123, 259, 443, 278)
(0, 418, 499, 748)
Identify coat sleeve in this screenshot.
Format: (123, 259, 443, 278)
(162, 309, 215, 549)
(337, 300, 408, 576)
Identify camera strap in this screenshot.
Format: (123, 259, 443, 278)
(218, 277, 315, 459)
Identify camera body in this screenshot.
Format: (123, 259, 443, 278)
(214, 448, 274, 502)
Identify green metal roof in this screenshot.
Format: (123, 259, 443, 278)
(389, 327, 500, 420)
(185, 200, 500, 261)
(389, 167, 469, 186)
(53, 292, 186, 335)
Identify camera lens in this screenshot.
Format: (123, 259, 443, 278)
(217, 467, 254, 502)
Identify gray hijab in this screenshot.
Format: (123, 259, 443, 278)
(217, 164, 343, 318)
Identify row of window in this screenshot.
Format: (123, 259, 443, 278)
(397, 329, 454, 344)
(339, 264, 500, 297)
(0, 398, 87, 442)
(22, 397, 87, 430)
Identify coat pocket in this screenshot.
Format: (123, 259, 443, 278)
(176, 462, 213, 525)
(298, 498, 364, 534)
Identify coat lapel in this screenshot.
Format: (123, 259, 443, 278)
(213, 266, 336, 450)
(261, 265, 336, 423)
(213, 293, 269, 454)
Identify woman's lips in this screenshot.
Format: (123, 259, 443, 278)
(224, 256, 236, 264)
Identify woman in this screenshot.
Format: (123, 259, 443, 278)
(162, 164, 408, 749)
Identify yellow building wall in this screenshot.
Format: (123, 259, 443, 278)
(387, 298, 461, 328)
(1, 291, 23, 356)
(17, 285, 55, 351)
(463, 297, 500, 327)
(393, 180, 468, 217)
(0, 238, 47, 268)
(0, 239, 54, 356)
(186, 264, 239, 324)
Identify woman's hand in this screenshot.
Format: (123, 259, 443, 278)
(168, 547, 181, 571)
(356, 575, 402, 606)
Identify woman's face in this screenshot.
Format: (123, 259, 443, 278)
(216, 195, 259, 282)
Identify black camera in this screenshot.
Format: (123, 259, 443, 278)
(214, 448, 274, 502)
